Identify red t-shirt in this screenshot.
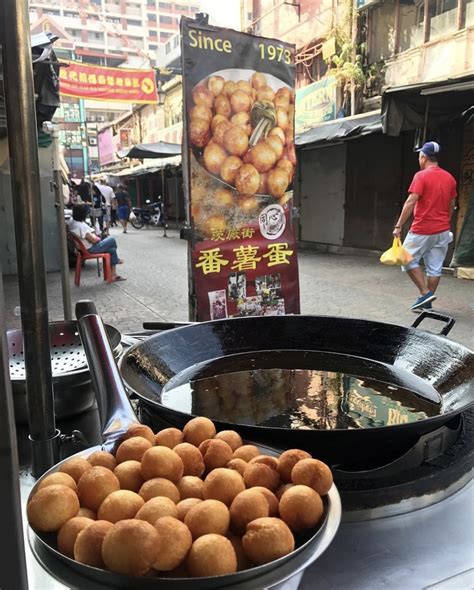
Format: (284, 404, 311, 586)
(408, 166, 457, 235)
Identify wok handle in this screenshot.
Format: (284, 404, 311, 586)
(76, 302, 139, 452)
(411, 311, 455, 336)
(142, 321, 195, 331)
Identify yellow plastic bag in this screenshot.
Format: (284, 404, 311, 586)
(380, 237, 413, 266)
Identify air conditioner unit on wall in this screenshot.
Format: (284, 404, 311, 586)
(96, 115, 106, 122)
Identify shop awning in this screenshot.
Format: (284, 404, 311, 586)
(117, 141, 181, 159)
(381, 74, 474, 136)
(295, 111, 382, 147)
(112, 155, 181, 178)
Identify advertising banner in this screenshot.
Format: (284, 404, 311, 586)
(295, 77, 338, 133)
(181, 18, 300, 321)
(59, 61, 158, 104)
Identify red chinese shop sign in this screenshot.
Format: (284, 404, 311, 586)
(59, 61, 158, 104)
(181, 18, 300, 321)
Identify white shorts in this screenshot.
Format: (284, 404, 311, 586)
(402, 230, 453, 277)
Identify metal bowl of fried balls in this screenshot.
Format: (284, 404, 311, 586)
(27, 417, 333, 579)
(189, 70, 296, 200)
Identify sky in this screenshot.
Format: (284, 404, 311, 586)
(199, 0, 242, 30)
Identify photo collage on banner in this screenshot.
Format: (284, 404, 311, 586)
(181, 18, 300, 321)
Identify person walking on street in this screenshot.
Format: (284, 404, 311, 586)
(115, 184, 132, 233)
(68, 204, 126, 282)
(393, 141, 456, 311)
(96, 177, 115, 234)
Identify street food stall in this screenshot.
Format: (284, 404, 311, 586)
(0, 4, 473, 590)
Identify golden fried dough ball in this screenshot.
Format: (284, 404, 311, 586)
(139, 477, 180, 503)
(250, 486, 279, 516)
(249, 143, 277, 173)
(98, 490, 145, 523)
(291, 458, 333, 495)
(177, 476, 204, 500)
(222, 80, 237, 97)
(37, 472, 77, 493)
(230, 489, 269, 534)
(59, 457, 92, 483)
(87, 451, 117, 471)
(189, 117, 211, 149)
(135, 496, 178, 524)
(77, 507, 96, 519)
(207, 75, 225, 97)
(192, 85, 214, 109)
(243, 463, 280, 491)
(275, 87, 291, 107)
(279, 485, 324, 531)
(28, 485, 79, 532)
(276, 483, 294, 500)
(235, 163, 260, 196)
(237, 80, 252, 95)
(221, 156, 243, 184)
(268, 126, 286, 144)
(114, 460, 144, 493)
(243, 517, 295, 564)
(230, 112, 251, 135)
(257, 85, 275, 101)
(191, 104, 213, 124)
(214, 187, 234, 208)
(267, 167, 289, 198)
(77, 466, 120, 512)
(249, 455, 279, 471)
(265, 135, 284, 160)
(116, 436, 153, 464)
(74, 520, 113, 568)
(141, 446, 184, 483)
(278, 449, 311, 483)
(123, 424, 156, 445)
(239, 195, 260, 213)
(233, 445, 260, 462)
(230, 89, 252, 114)
(276, 107, 290, 132)
(203, 142, 227, 176)
(102, 519, 160, 576)
(184, 499, 230, 539)
(183, 417, 216, 447)
(214, 94, 232, 118)
(153, 517, 193, 572)
(57, 516, 93, 557)
(226, 458, 248, 477)
(275, 158, 294, 181)
(224, 126, 249, 157)
(203, 468, 245, 506)
(176, 498, 203, 522)
(258, 171, 269, 194)
(228, 534, 251, 571)
(213, 120, 232, 146)
(173, 443, 205, 477)
(199, 439, 234, 471)
(155, 427, 184, 449)
(187, 534, 237, 577)
(214, 430, 243, 451)
(205, 215, 227, 235)
(211, 114, 229, 133)
(251, 72, 267, 89)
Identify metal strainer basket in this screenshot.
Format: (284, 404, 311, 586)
(7, 320, 121, 422)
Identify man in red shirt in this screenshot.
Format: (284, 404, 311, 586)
(393, 142, 457, 311)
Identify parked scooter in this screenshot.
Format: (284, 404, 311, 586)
(130, 199, 166, 230)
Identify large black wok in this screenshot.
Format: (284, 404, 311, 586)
(120, 312, 474, 468)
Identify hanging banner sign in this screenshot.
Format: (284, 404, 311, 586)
(59, 60, 158, 104)
(295, 77, 338, 133)
(181, 18, 300, 321)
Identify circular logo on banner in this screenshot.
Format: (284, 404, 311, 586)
(259, 204, 286, 240)
(141, 78, 155, 95)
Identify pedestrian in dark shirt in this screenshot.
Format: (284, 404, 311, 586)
(115, 184, 132, 233)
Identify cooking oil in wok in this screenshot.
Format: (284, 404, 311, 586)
(162, 361, 441, 430)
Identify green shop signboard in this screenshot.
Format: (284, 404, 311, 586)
(295, 77, 337, 133)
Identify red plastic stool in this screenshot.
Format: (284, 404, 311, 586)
(70, 234, 112, 286)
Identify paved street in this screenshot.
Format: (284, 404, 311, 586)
(4, 226, 473, 348)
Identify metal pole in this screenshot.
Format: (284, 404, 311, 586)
(0, 272, 29, 590)
(2, 0, 59, 476)
(174, 168, 179, 230)
(47, 123, 72, 320)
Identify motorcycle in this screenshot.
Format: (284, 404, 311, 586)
(130, 199, 166, 230)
